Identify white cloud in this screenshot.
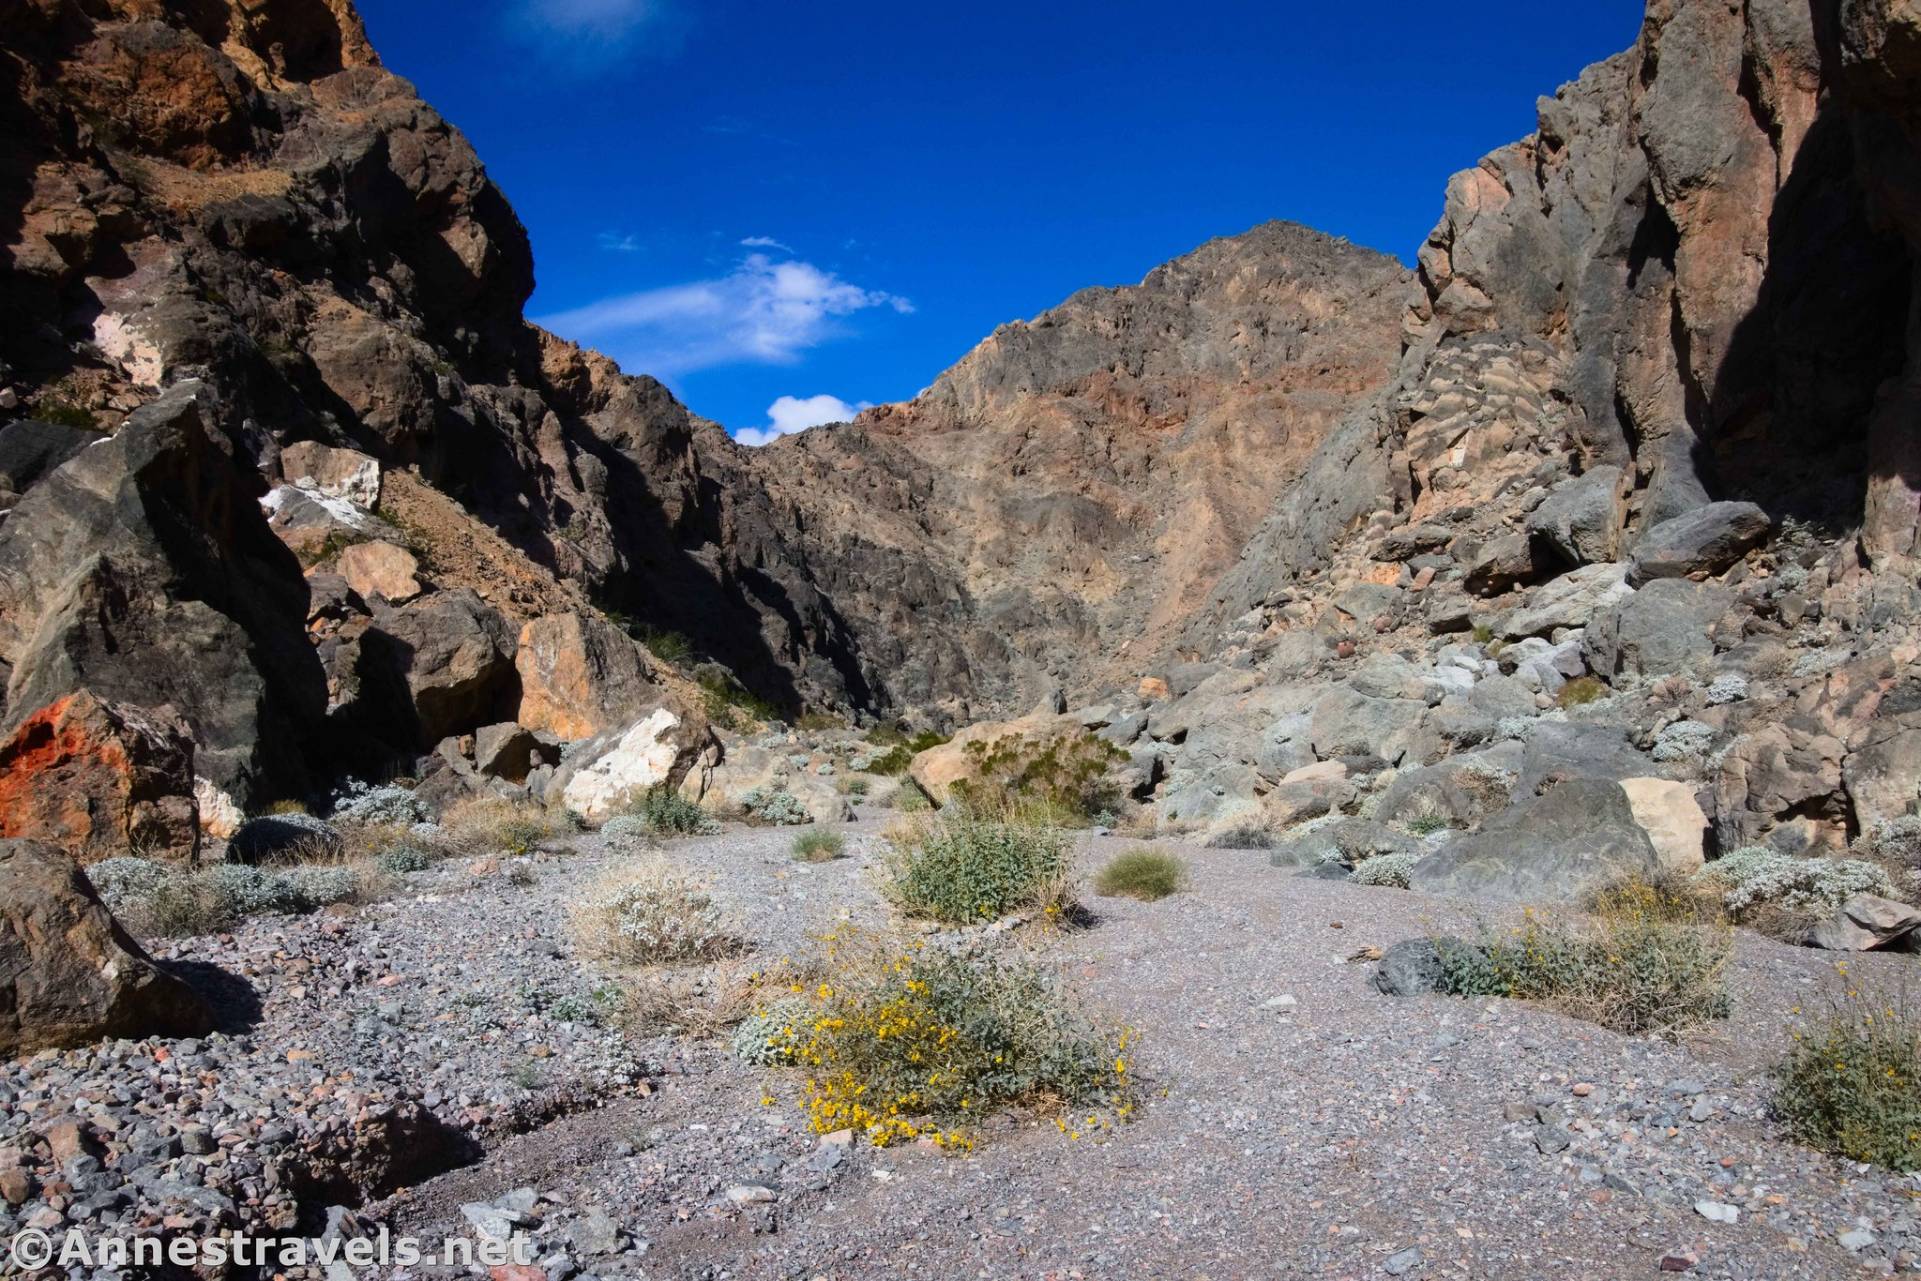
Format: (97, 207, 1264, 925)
(734, 394, 869, 447)
(517, 0, 658, 40)
(597, 232, 642, 253)
(511, 0, 681, 63)
(536, 253, 912, 378)
(739, 235, 792, 252)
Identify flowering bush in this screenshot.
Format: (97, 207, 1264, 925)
(1774, 974, 1921, 1170)
(755, 940, 1135, 1150)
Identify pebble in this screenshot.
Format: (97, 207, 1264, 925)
(1695, 1200, 1739, 1225)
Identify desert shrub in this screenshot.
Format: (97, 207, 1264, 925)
(373, 845, 434, 874)
(1094, 848, 1185, 901)
(731, 996, 814, 1065)
(894, 784, 931, 813)
(792, 829, 846, 862)
(1652, 719, 1718, 763)
(1433, 881, 1732, 1034)
(770, 941, 1135, 1149)
(1774, 976, 1921, 1171)
(951, 731, 1127, 822)
(228, 813, 341, 864)
(1556, 676, 1608, 708)
(1205, 825, 1276, 850)
(505, 860, 538, 887)
(328, 780, 433, 826)
(1854, 816, 1921, 884)
(441, 796, 567, 857)
(843, 778, 870, 798)
(697, 669, 781, 731)
(1471, 623, 1494, 644)
(795, 711, 843, 732)
(598, 815, 654, 845)
(633, 624, 695, 666)
(1404, 814, 1452, 837)
(96, 856, 386, 937)
(1454, 763, 1517, 812)
(1706, 673, 1749, 705)
(88, 858, 174, 912)
(861, 745, 915, 776)
(883, 813, 1071, 924)
(574, 860, 743, 964)
(740, 785, 811, 826)
(1351, 851, 1420, 889)
(1696, 847, 1897, 919)
(35, 397, 98, 430)
(623, 785, 719, 836)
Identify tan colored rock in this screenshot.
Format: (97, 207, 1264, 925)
(1806, 894, 1921, 952)
(1137, 676, 1171, 702)
(1619, 777, 1708, 875)
(1280, 760, 1349, 787)
(514, 612, 658, 742)
(686, 737, 852, 824)
(551, 707, 704, 821)
(335, 541, 422, 604)
(280, 441, 382, 508)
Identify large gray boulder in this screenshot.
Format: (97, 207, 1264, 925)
(363, 589, 519, 746)
(1526, 465, 1625, 567)
(1407, 779, 1665, 903)
(1, 840, 213, 1056)
(1582, 579, 1732, 678)
(1498, 562, 1630, 640)
(1629, 502, 1770, 584)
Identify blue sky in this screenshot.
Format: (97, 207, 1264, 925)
(356, 0, 1644, 441)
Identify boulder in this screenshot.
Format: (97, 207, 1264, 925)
(1498, 562, 1631, 639)
(1582, 579, 1732, 678)
(278, 441, 382, 508)
(687, 738, 853, 824)
(1711, 723, 1848, 853)
(0, 839, 213, 1056)
(1618, 777, 1709, 874)
(1372, 746, 1522, 829)
(0, 692, 199, 865)
(473, 722, 555, 785)
(1407, 779, 1665, 903)
(1844, 717, 1921, 833)
(260, 483, 397, 561)
(1269, 819, 1416, 872)
(1629, 502, 1771, 584)
(335, 541, 422, 604)
(0, 418, 98, 496)
(1464, 532, 1541, 596)
(227, 813, 342, 864)
(549, 706, 708, 822)
(1373, 938, 1449, 996)
(1805, 894, 1921, 952)
(1516, 722, 1655, 795)
(1526, 465, 1625, 567)
(365, 589, 518, 745)
(0, 382, 325, 810)
(513, 611, 659, 742)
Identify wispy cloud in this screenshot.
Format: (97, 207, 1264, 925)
(511, 0, 677, 63)
(739, 235, 792, 252)
(536, 253, 912, 378)
(597, 232, 642, 253)
(734, 394, 869, 447)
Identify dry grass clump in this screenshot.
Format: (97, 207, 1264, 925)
(1432, 876, 1732, 1035)
(1094, 848, 1185, 901)
(745, 931, 1136, 1151)
(882, 809, 1073, 925)
(1556, 675, 1609, 708)
(951, 730, 1127, 824)
(792, 829, 847, 863)
(1774, 970, 1921, 1171)
(440, 796, 571, 857)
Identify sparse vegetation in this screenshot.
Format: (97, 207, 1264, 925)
(740, 785, 812, 826)
(1695, 847, 1898, 926)
(1351, 851, 1420, 888)
(883, 811, 1072, 924)
(621, 785, 720, 836)
(1431, 877, 1732, 1035)
(574, 859, 744, 965)
(1471, 623, 1494, 644)
(754, 935, 1135, 1149)
(441, 796, 570, 857)
(89, 855, 384, 937)
(1205, 824, 1277, 850)
(842, 777, 870, 798)
(1094, 848, 1185, 901)
(696, 668, 781, 731)
(951, 730, 1127, 823)
(1556, 675, 1608, 708)
(1773, 974, 1921, 1171)
(1404, 813, 1452, 837)
(792, 829, 846, 862)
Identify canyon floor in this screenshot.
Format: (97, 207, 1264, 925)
(14, 812, 1915, 1281)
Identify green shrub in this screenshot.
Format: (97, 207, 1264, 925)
(1774, 979, 1921, 1170)
(1432, 881, 1732, 1034)
(730, 996, 813, 1065)
(697, 669, 781, 731)
(374, 845, 434, 875)
(951, 730, 1127, 822)
(1094, 848, 1185, 901)
(895, 785, 931, 813)
(633, 624, 695, 665)
(624, 785, 719, 836)
(93, 857, 381, 937)
(843, 778, 870, 798)
(863, 744, 915, 776)
(792, 829, 846, 862)
(1204, 824, 1275, 850)
(884, 813, 1071, 924)
(772, 941, 1135, 1149)
(1556, 676, 1608, 708)
(1404, 814, 1452, 837)
(35, 398, 98, 430)
(1470, 623, 1493, 644)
